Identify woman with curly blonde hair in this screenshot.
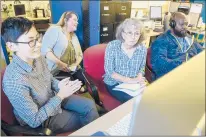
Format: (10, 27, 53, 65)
(41, 11, 86, 91)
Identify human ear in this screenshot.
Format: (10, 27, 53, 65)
(121, 32, 126, 42)
(6, 42, 19, 52)
(64, 19, 67, 25)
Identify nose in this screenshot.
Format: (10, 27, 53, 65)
(36, 37, 42, 48)
(131, 33, 136, 39)
(35, 41, 42, 48)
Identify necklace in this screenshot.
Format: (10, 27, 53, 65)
(170, 33, 194, 61)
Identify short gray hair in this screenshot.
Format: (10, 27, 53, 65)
(115, 18, 146, 46)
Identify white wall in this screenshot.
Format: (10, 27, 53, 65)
(132, 1, 149, 9)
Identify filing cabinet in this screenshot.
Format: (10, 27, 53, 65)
(100, 23, 114, 43)
(89, 1, 131, 46)
(115, 2, 132, 23)
(100, 1, 115, 24)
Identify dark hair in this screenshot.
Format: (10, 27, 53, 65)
(1, 17, 33, 43)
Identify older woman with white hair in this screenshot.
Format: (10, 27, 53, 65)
(103, 18, 147, 103)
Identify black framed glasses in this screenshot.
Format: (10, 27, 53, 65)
(13, 34, 42, 48)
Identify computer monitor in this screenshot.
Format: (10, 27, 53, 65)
(178, 2, 191, 15)
(13, 4, 26, 17)
(178, 6, 190, 15)
(188, 3, 203, 28)
(128, 51, 205, 135)
(190, 3, 202, 14)
(188, 12, 200, 27)
(150, 6, 162, 20)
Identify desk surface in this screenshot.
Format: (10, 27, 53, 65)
(144, 30, 163, 48)
(146, 31, 163, 37)
(70, 97, 136, 136)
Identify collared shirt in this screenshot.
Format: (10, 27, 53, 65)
(170, 33, 191, 53)
(41, 26, 83, 72)
(2, 55, 62, 128)
(176, 37, 190, 52)
(103, 40, 147, 86)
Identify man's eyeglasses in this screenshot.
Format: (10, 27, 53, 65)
(123, 31, 140, 37)
(12, 34, 42, 48)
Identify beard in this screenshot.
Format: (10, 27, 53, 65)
(173, 28, 187, 37)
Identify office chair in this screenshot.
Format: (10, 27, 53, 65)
(1, 68, 73, 136)
(83, 44, 121, 111)
(145, 48, 156, 83)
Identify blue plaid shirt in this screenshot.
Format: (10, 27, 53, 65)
(103, 40, 147, 86)
(2, 55, 62, 128)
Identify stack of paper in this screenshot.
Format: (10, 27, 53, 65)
(113, 83, 145, 97)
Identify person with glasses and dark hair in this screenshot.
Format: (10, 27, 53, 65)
(1, 17, 99, 134)
(41, 11, 86, 91)
(103, 18, 147, 103)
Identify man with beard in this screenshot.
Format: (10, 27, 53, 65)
(150, 12, 203, 80)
